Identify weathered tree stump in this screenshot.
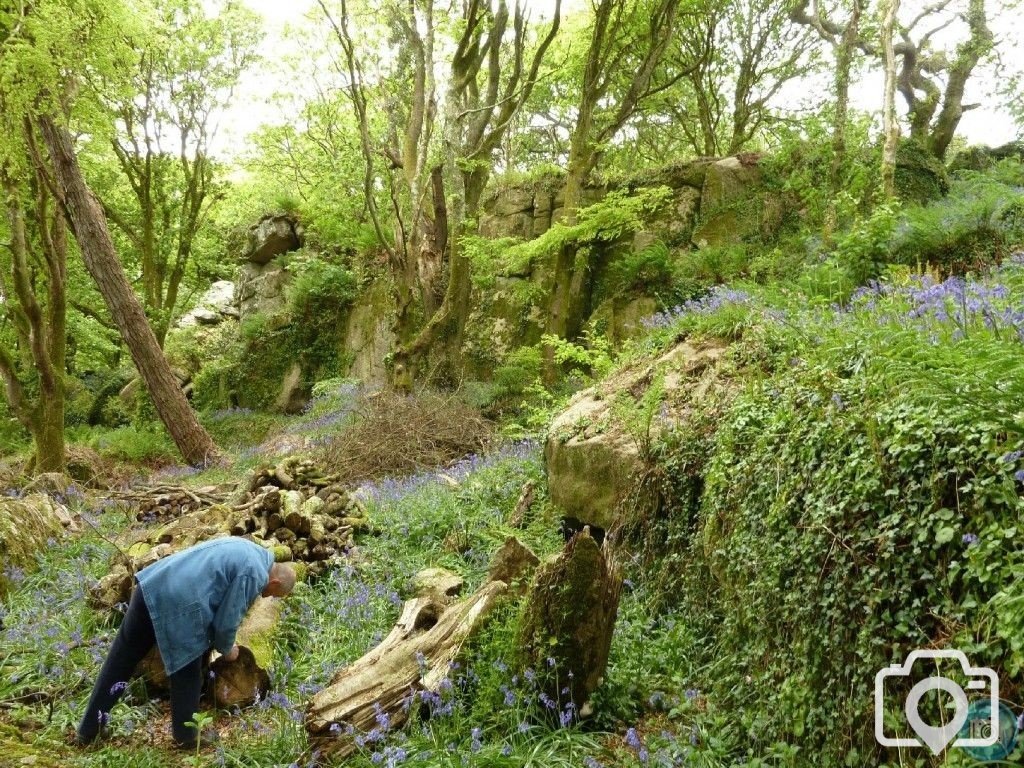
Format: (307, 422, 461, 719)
(488, 536, 540, 596)
(506, 480, 536, 528)
(135, 590, 297, 706)
(518, 528, 622, 718)
(208, 596, 283, 706)
(306, 538, 540, 758)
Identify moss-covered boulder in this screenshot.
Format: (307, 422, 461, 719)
(0, 494, 75, 596)
(544, 339, 729, 532)
(587, 296, 659, 345)
(692, 156, 763, 248)
(895, 139, 950, 204)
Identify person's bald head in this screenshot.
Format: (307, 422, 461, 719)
(263, 562, 297, 598)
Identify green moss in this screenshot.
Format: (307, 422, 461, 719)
(895, 138, 950, 204)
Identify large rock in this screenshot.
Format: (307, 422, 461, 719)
(238, 261, 290, 322)
(0, 493, 76, 595)
(175, 280, 236, 329)
(588, 296, 659, 345)
(275, 362, 308, 414)
(692, 155, 763, 248)
(544, 339, 729, 532)
(243, 215, 302, 265)
(342, 281, 395, 387)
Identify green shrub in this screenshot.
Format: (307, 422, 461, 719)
(761, 113, 879, 229)
(503, 186, 674, 276)
(888, 173, 1022, 273)
(895, 138, 951, 204)
(87, 424, 177, 465)
(286, 252, 359, 316)
(199, 408, 284, 449)
(494, 345, 544, 397)
(796, 259, 856, 303)
(676, 243, 750, 286)
(834, 201, 900, 283)
(0, 409, 28, 457)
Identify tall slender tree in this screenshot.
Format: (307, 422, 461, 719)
(881, 0, 900, 197)
(91, 0, 260, 345)
(319, 0, 561, 385)
(1, 0, 220, 466)
(0, 132, 68, 472)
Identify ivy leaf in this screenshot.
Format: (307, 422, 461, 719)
(935, 526, 956, 544)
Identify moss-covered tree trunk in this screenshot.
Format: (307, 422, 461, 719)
(519, 529, 622, 716)
(824, 0, 862, 243)
(0, 164, 67, 474)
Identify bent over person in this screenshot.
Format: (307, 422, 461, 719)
(76, 537, 297, 749)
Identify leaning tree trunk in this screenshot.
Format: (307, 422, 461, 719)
(519, 528, 622, 717)
(37, 116, 219, 466)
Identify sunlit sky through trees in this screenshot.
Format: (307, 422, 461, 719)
(215, 0, 1022, 160)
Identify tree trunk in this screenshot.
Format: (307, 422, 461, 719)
(2, 172, 67, 474)
(31, 404, 65, 474)
(881, 0, 900, 197)
(519, 529, 622, 717)
(825, 0, 862, 242)
(38, 116, 220, 466)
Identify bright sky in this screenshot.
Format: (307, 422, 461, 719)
(216, 0, 1023, 160)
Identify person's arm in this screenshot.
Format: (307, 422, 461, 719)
(211, 574, 259, 655)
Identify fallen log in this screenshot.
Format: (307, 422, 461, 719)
(136, 572, 305, 705)
(306, 582, 505, 758)
(209, 595, 283, 707)
(306, 539, 540, 758)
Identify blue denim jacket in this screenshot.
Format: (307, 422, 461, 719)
(136, 537, 272, 674)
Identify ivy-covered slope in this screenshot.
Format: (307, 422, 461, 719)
(579, 257, 1024, 766)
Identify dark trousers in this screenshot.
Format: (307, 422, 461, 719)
(77, 587, 205, 745)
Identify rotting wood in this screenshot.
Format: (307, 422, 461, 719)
(305, 538, 539, 758)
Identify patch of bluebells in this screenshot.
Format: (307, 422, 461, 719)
(641, 287, 754, 330)
(1, 549, 114, 701)
(355, 440, 540, 506)
(848, 274, 1024, 342)
(288, 381, 363, 435)
(207, 406, 254, 422)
